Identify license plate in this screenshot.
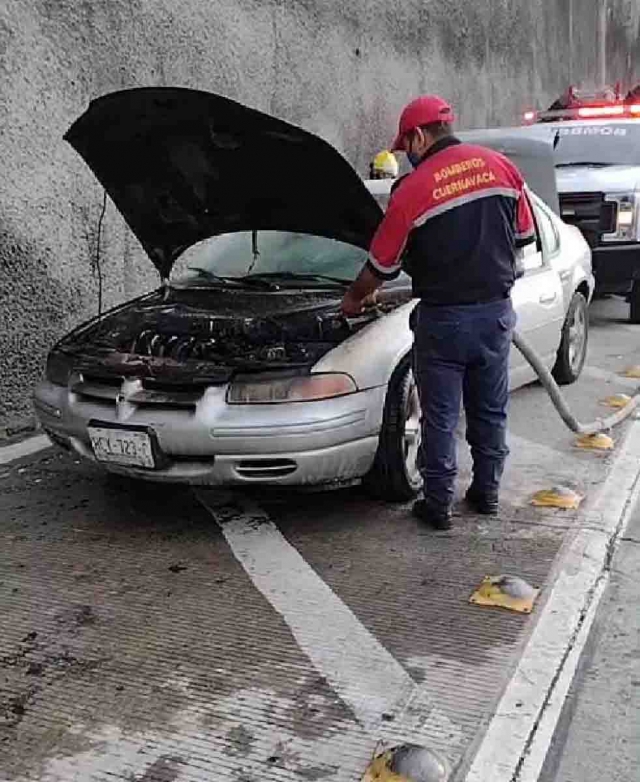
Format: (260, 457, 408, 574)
(88, 426, 156, 468)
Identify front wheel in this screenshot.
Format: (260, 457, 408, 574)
(629, 280, 640, 324)
(552, 292, 588, 385)
(363, 356, 422, 501)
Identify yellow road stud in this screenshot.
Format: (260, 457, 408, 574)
(621, 366, 640, 379)
(361, 744, 450, 782)
(530, 486, 583, 509)
(574, 433, 614, 451)
(469, 575, 538, 614)
(599, 394, 632, 409)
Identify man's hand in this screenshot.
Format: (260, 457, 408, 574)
(341, 289, 366, 317)
(340, 267, 382, 317)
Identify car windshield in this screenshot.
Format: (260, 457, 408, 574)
(534, 122, 640, 167)
(172, 231, 369, 286)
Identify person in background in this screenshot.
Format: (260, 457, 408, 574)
(369, 150, 399, 180)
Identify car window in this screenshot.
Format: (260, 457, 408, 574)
(517, 201, 545, 274)
(173, 231, 369, 282)
(518, 240, 544, 273)
(535, 203, 560, 257)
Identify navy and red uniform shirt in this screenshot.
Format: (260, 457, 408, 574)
(368, 137, 536, 305)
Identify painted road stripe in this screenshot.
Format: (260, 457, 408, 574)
(462, 417, 640, 782)
(515, 578, 607, 782)
(0, 433, 51, 465)
(195, 491, 415, 731)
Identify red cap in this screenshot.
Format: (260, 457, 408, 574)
(391, 95, 455, 151)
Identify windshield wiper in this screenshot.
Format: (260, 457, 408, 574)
(186, 267, 278, 290)
(243, 272, 351, 287)
(555, 161, 613, 168)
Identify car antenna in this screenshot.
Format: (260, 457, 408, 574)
(553, 129, 560, 149)
(247, 228, 260, 275)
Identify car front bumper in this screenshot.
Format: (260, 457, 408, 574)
(33, 380, 386, 487)
(592, 244, 640, 294)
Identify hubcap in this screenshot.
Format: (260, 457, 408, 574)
(404, 372, 422, 485)
(568, 303, 587, 371)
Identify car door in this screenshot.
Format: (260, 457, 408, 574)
(510, 200, 565, 386)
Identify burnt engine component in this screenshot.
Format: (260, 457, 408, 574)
(128, 311, 352, 366)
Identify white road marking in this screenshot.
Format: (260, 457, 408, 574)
(515, 578, 607, 782)
(0, 433, 51, 465)
(195, 491, 415, 731)
(463, 418, 640, 782)
(196, 490, 464, 771)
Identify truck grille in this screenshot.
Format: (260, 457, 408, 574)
(558, 192, 616, 247)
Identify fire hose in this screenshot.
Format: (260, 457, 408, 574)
(358, 291, 639, 436)
(512, 329, 639, 435)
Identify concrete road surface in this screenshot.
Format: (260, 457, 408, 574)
(0, 296, 639, 782)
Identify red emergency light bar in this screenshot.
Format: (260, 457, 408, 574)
(523, 103, 640, 124)
(577, 104, 625, 117)
(522, 83, 640, 124)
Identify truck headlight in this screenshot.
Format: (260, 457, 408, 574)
(45, 351, 74, 386)
(227, 372, 357, 404)
(603, 193, 639, 242)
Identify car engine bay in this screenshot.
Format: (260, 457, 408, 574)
(58, 285, 411, 384)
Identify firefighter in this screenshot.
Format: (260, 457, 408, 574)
(370, 150, 399, 179)
(341, 95, 535, 530)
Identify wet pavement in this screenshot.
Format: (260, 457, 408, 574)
(1, 297, 639, 781)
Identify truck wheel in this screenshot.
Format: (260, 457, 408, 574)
(630, 281, 640, 324)
(364, 356, 422, 502)
(552, 292, 588, 385)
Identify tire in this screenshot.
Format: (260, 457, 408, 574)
(552, 292, 589, 385)
(629, 280, 640, 324)
(363, 356, 422, 501)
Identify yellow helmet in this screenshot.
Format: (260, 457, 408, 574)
(371, 150, 399, 179)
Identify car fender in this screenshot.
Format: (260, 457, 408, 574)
(312, 301, 416, 390)
(553, 222, 594, 308)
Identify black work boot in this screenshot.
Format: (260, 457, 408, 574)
(465, 486, 499, 516)
(412, 499, 452, 530)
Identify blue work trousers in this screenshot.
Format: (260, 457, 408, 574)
(410, 297, 516, 510)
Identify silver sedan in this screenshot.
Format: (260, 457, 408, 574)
(34, 89, 594, 500)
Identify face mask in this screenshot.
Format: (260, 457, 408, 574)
(407, 150, 422, 168)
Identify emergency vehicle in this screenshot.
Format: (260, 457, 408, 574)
(518, 84, 640, 322)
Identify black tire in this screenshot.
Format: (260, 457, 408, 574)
(629, 281, 640, 324)
(552, 292, 588, 385)
(363, 356, 422, 501)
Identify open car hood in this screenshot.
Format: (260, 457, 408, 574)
(65, 88, 383, 279)
(457, 129, 560, 216)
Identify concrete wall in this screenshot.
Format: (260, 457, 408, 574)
(1, 0, 638, 433)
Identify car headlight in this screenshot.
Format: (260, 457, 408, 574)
(45, 351, 74, 386)
(603, 193, 639, 242)
(227, 372, 358, 404)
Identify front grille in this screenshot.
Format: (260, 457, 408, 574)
(70, 374, 204, 412)
(235, 459, 298, 479)
(559, 192, 616, 247)
(70, 375, 119, 406)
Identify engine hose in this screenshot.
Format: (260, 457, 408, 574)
(512, 329, 639, 435)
